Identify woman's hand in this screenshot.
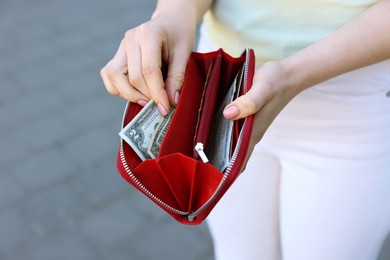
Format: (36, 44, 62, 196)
(223, 61, 303, 169)
(100, 8, 197, 116)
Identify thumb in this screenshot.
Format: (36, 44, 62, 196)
(223, 90, 263, 120)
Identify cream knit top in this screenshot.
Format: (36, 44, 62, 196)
(203, 0, 377, 64)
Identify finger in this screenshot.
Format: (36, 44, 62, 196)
(107, 60, 148, 103)
(127, 54, 152, 99)
(100, 61, 120, 96)
(123, 35, 152, 99)
(223, 70, 269, 120)
(141, 52, 169, 115)
(107, 46, 149, 103)
(140, 35, 170, 116)
(110, 72, 149, 103)
(165, 52, 189, 106)
(223, 90, 262, 120)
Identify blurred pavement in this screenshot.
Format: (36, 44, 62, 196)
(0, 0, 213, 259)
(0, 0, 389, 260)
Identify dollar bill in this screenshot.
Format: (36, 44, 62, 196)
(207, 68, 244, 171)
(147, 108, 175, 158)
(119, 100, 164, 161)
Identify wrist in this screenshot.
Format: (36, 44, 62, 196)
(152, 0, 211, 25)
(280, 52, 323, 93)
(259, 60, 304, 95)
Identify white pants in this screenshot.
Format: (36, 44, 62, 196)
(198, 25, 390, 260)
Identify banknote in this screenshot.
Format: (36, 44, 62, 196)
(119, 100, 164, 161)
(147, 108, 175, 158)
(207, 68, 244, 171)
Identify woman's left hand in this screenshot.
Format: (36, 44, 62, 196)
(223, 61, 302, 170)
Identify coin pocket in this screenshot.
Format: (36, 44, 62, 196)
(131, 153, 223, 213)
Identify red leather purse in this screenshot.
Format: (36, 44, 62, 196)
(117, 48, 255, 225)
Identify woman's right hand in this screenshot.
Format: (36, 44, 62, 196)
(100, 8, 197, 116)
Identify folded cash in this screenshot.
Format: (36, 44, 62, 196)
(207, 68, 243, 171)
(148, 108, 175, 158)
(119, 100, 165, 161)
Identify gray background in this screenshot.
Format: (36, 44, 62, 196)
(0, 0, 389, 259)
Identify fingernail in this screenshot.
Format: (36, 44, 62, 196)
(157, 103, 168, 116)
(223, 105, 239, 119)
(174, 91, 180, 105)
(137, 100, 148, 107)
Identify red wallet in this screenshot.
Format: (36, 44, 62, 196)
(117, 48, 255, 225)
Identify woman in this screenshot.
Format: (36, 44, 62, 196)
(100, 0, 390, 259)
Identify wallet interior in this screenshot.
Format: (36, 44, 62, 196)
(120, 49, 250, 215)
(122, 50, 246, 171)
(158, 50, 246, 160)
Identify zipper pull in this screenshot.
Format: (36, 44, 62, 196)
(195, 142, 209, 163)
(187, 213, 196, 221)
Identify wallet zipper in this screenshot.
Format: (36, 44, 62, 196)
(119, 48, 251, 220)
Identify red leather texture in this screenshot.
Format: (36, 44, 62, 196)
(117, 49, 255, 225)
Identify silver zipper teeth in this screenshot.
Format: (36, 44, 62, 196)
(119, 141, 190, 216)
(243, 48, 250, 94)
(119, 49, 251, 220)
(188, 48, 251, 220)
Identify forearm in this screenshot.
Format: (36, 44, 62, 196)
(283, 0, 390, 92)
(152, 0, 213, 25)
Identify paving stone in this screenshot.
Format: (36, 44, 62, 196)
(17, 183, 89, 236)
(11, 229, 99, 260)
(12, 148, 77, 190)
(79, 198, 148, 252)
(0, 1, 212, 259)
(12, 57, 63, 91)
(54, 72, 105, 103)
(56, 46, 103, 74)
(0, 172, 25, 210)
(130, 221, 213, 260)
(12, 113, 77, 150)
(104, 246, 144, 260)
(0, 88, 63, 131)
(61, 94, 123, 130)
(60, 125, 117, 168)
(68, 159, 129, 206)
(124, 188, 171, 224)
(0, 209, 34, 258)
(0, 131, 34, 168)
(0, 76, 22, 105)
